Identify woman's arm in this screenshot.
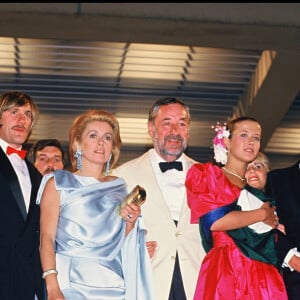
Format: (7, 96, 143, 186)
(39, 178, 65, 300)
(211, 201, 278, 231)
(119, 203, 141, 236)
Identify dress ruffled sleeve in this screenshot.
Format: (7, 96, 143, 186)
(185, 162, 240, 224)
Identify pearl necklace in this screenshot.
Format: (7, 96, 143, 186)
(222, 167, 246, 183)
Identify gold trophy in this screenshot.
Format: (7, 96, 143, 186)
(118, 185, 146, 216)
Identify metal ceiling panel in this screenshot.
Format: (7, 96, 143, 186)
(0, 36, 299, 168)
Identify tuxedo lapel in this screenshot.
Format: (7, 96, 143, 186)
(0, 148, 27, 220)
(26, 159, 42, 215)
(289, 161, 300, 201)
(145, 154, 171, 215)
(133, 151, 175, 220)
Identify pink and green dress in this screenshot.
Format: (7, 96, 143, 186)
(185, 162, 287, 300)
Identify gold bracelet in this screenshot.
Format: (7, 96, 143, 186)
(42, 269, 58, 279)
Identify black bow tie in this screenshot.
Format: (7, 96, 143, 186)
(159, 161, 183, 172)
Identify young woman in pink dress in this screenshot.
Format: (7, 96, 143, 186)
(185, 116, 288, 300)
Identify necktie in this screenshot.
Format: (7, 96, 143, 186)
(159, 161, 183, 172)
(6, 146, 27, 159)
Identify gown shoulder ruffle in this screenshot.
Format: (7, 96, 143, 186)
(186, 162, 240, 223)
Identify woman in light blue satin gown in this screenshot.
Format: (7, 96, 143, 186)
(36, 110, 153, 300)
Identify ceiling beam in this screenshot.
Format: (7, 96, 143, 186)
(234, 49, 300, 149)
(0, 7, 299, 51)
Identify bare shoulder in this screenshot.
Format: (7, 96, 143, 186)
(44, 176, 56, 189)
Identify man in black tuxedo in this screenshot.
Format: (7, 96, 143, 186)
(0, 91, 45, 300)
(265, 160, 300, 300)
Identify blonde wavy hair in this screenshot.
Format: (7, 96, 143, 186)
(69, 110, 122, 173)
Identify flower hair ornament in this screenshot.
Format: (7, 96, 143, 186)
(211, 122, 230, 165)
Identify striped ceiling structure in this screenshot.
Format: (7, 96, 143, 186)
(0, 3, 299, 168)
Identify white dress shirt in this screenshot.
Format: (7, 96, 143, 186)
(149, 149, 187, 221)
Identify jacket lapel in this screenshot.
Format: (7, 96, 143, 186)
(26, 159, 42, 215)
(0, 148, 27, 220)
(290, 161, 300, 200)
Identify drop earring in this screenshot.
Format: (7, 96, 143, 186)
(74, 149, 83, 170)
(104, 153, 112, 176)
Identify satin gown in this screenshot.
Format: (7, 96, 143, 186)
(185, 162, 287, 300)
(36, 170, 153, 300)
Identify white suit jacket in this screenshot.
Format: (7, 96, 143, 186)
(113, 149, 205, 300)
